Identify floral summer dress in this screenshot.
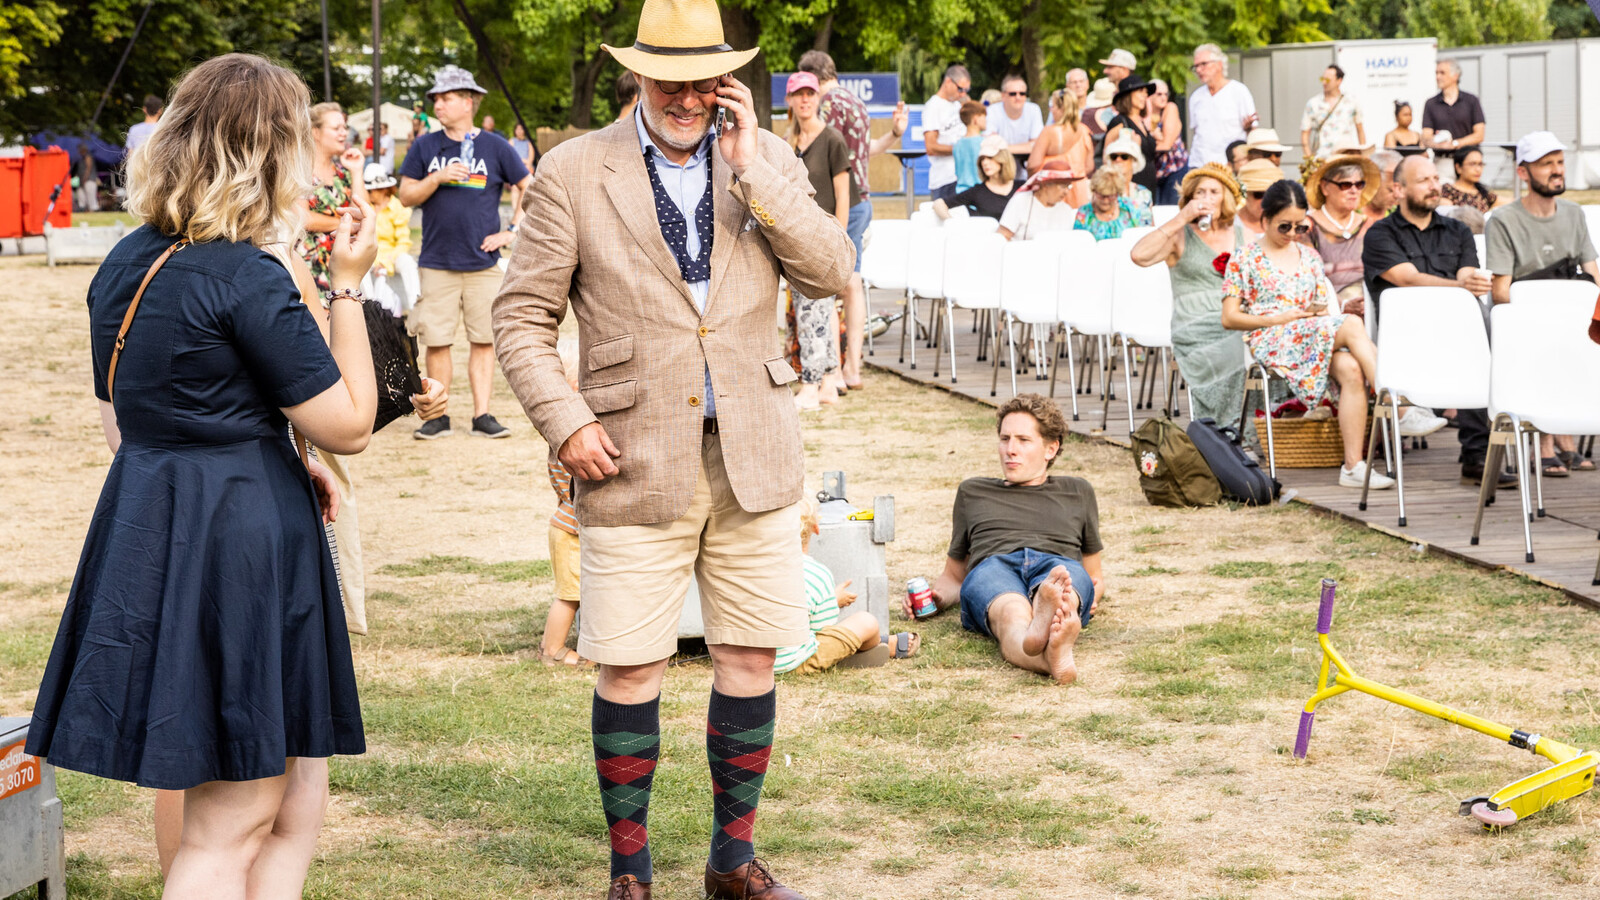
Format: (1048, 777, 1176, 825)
(296, 161, 354, 295)
(1222, 241, 1345, 406)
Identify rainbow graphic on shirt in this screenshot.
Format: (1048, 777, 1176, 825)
(451, 173, 489, 189)
(426, 155, 489, 189)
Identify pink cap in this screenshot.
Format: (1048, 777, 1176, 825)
(785, 71, 820, 95)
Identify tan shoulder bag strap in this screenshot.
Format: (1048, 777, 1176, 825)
(106, 240, 187, 402)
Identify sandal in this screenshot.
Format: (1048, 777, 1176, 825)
(540, 646, 596, 668)
(888, 631, 921, 659)
(1541, 457, 1570, 478)
(1559, 450, 1595, 472)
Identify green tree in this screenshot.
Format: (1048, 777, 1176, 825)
(1402, 0, 1551, 45)
(0, 1, 64, 99)
(1548, 0, 1600, 37)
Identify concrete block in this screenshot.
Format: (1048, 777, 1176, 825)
(0, 718, 67, 900)
(45, 222, 126, 266)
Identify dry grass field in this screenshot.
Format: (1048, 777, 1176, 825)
(3, 252, 1600, 899)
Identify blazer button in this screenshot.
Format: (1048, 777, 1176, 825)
(698, 326, 709, 337)
(688, 396, 701, 407)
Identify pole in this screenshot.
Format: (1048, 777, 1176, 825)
(450, 0, 535, 166)
(371, 0, 382, 167)
(320, 0, 333, 102)
(89, 0, 157, 131)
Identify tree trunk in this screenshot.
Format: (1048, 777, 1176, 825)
(813, 12, 834, 52)
(568, 51, 607, 128)
(720, 5, 769, 128)
(1019, 0, 1046, 107)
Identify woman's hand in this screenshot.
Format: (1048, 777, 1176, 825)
(340, 146, 367, 171)
(411, 376, 448, 420)
(1180, 196, 1214, 223)
(328, 195, 378, 290)
(1272, 308, 1316, 326)
(307, 457, 342, 524)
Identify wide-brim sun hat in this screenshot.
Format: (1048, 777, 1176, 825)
(425, 65, 488, 99)
(1112, 75, 1156, 102)
(1180, 162, 1241, 203)
(1019, 159, 1082, 193)
(1084, 78, 1116, 110)
(363, 163, 397, 191)
(602, 0, 760, 83)
(1103, 132, 1146, 172)
(1306, 154, 1380, 209)
(1237, 159, 1285, 193)
(1245, 127, 1290, 154)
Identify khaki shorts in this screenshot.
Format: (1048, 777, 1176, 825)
(410, 266, 503, 347)
(549, 526, 580, 603)
(791, 623, 865, 675)
(577, 434, 808, 666)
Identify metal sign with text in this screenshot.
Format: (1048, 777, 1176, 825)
(771, 73, 900, 108)
(0, 741, 40, 802)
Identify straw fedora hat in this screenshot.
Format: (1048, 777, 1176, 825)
(1306, 154, 1380, 209)
(601, 0, 759, 83)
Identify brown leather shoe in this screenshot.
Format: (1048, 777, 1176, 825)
(703, 858, 805, 900)
(606, 874, 651, 900)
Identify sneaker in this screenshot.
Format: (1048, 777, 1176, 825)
(470, 414, 511, 438)
(1340, 461, 1395, 489)
(414, 415, 452, 440)
(1397, 407, 1448, 438)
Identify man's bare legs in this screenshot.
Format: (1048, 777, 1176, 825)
(841, 273, 866, 388)
(423, 342, 498, 419)
(988, 567, 1082, 685)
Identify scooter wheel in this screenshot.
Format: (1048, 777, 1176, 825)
(1470, 801, 1517, 829)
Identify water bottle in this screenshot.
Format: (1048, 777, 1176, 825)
(457, 132, 475, 183)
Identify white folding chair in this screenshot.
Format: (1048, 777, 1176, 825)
(1121, 225, 1156, 242)
(1474, 297, 1600, 562)
(1152, 205, 1180, 227)
(1104, 238, 1175, 436)
(1050, 234, 1114, 420)
(860, 220, 912, 359)
(993, 239, 1065, 396)
(1508, 280, 1600, 305)
(900, 219, 947, 369)
(937, 230, 1007, 384)
(1357, 287, 1490, 528)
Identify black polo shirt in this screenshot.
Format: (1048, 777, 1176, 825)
(1421, 91, 1484, 144)
(1362, 208, 1479, 310)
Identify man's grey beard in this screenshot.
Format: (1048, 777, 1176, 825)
(641, 99, 709, 152)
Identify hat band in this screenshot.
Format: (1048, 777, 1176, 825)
(633, 40, 734, 56)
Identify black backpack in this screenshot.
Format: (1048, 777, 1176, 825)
(1131, 415, 1222, 508)
(1186, 418, 1279, 506)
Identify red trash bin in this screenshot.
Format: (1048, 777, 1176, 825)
(20, 146, 72, 236)
(0, 157, 22, 239)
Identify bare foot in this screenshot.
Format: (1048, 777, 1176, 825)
(1044, 596, 1083, 685)
(1022, 566, 1071, 655)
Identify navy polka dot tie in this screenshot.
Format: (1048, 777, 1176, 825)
(643, 148, 713, 282)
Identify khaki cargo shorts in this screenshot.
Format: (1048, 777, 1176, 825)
(410, 266, 503, 347)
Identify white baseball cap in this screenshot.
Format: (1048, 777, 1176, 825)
(1515, 131, 1566, 165)
(1099, 49, 1137, 70)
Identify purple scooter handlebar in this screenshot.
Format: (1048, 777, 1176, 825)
(1316, 578, 1336, 635)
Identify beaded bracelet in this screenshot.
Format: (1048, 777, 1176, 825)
(324, 287, 365, 308)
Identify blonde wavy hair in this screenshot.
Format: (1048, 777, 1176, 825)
(125, 54, 314, 246)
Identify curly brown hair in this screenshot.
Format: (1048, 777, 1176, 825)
(997, 393, 1067, 467)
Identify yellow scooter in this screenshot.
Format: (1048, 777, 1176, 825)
(1295, 579, 1597, 829)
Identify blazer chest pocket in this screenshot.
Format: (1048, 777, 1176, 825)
(765, 357, 798, 386)
(582, 380, 637, 414)
(587, 334, 634, 371)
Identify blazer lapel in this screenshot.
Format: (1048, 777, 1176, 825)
(706, 141, 746, 313)
(603, 129, 696, 309)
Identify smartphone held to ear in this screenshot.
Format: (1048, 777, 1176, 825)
(715, 106, 726, 136)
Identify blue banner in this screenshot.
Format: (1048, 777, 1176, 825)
(771, 72, 900, 108)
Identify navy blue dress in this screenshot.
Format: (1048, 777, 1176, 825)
(26, 226, 365, 790)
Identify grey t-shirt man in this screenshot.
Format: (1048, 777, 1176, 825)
(1485, 201, 1598, 280)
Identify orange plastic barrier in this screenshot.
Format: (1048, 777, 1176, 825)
(20, 147, 72, 235)
(0, 157, 21, 238)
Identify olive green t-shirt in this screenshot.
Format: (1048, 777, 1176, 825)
(1484, 200, 1597, 280)
(947, 476, 1103, 570)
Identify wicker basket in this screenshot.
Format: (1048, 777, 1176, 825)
(1253, 414, 1360, 469)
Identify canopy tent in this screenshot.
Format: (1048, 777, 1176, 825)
(347, 102, 422, 139)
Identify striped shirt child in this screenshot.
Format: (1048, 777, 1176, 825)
(773, 556, 839, 674)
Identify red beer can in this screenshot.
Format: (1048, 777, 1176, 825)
(907, 577, 937, 619)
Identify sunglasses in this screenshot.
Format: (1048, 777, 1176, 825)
(1190, 60, 1218, 71)
(1005, 91, 1028, 97)
(1109, 153, 1134, 162)
(1247, 190, 1266, 200)
(956, 85, 971, 94)
(1093, 192, 1119, 200)
(1276, 222, 1312, 236)
(656, 77, 723, 95)
(1328, 179, 1366, 192)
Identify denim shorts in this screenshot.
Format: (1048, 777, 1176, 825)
(959, 549, 1094, 638)
(846, 199, 872, 273)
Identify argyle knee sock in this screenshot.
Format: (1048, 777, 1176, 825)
(593, 692, 660, 882)
(706, 686, 776, 874)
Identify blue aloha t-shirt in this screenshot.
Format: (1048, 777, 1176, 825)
(399, 127, 530, 272)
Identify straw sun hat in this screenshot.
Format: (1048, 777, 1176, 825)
(1306, 154, 1380, 209)
(1179, 163, 1241, 203)
(601, 0, 759, 83)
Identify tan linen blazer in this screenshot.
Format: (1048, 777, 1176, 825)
(493, 121, 854, 527)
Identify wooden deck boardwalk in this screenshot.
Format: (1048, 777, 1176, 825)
(862, 294, 1600, 609)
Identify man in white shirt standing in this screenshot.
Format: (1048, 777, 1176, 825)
(987, 74, 1044, 180)
(1187, 43, 1258, 167)
(379, 123, 396, 175)
(923, 64, 973, 203)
